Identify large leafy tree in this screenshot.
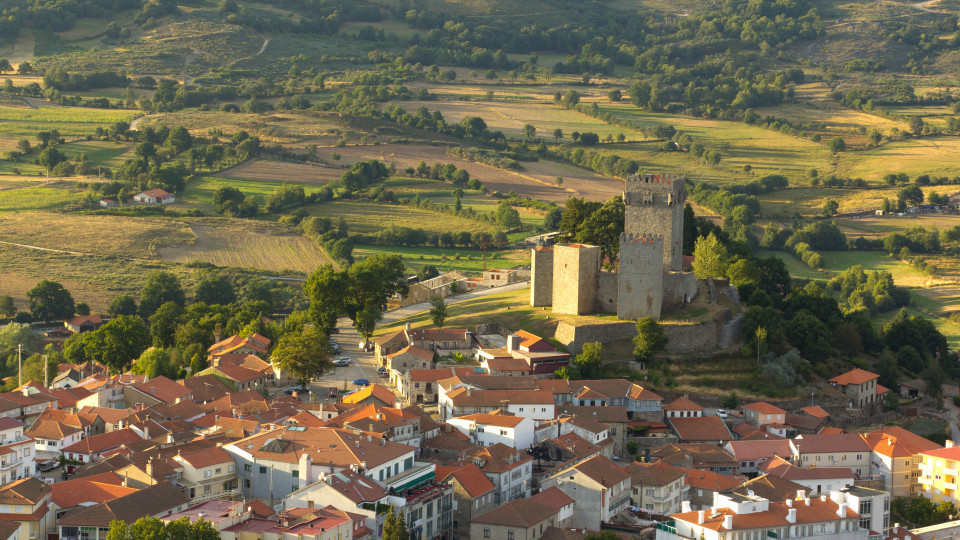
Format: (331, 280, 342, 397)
(557, 341, 604, 380)
(271, 330, 332, 387)
(428, 294, 447, 330)
(148, 301, 184, 348)
(691, 232, 728, 279)
(0, 323, 37, 362)
(107, 294, 138, 317)
(27, 280, 74, 323)
(139, 271, 185, 317)
(304, 265, 346, 335)
(194, 275, 236, 306)
(65, 315, 150, 373)
(382, 506, 410, 540)
(633, 317, 668, 362)
(0, 296, 16, 319)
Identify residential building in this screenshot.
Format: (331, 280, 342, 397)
(675, 467, 744, 510)
(656, 490, 866, 540)
(554, 406, 628, 457)
(440, 388, 555, 423)
(628, 460, 688, 515)
(56, 482, 189, 540)
(742, 402, 787, 427)
(324, 404, 422, 447)
(918, 442, 960, 504)
(723, 440, 793, 476)
(207, 333, 270, 361)
(729, 474, 810, 503)
(132, 188, 175, 204)
(862, 426, 940, 498)
(540, 455, 631, 530)
(224, 426, 418, 503)
(386, 345, 436, 378)
(830, 486, 890, 534)
(790, 433, 873, 478)
(49, 472, 137, 520)
(25, 420, 81, 460)
(477, 332, 571, 378)
(0, 419, 35, 484)
(668, 416, 734, 445)
(531, 433, 605, 488)
(196, 364, 265, 392)
(650, 443, 740, 475)
(470, 495, 563, 540)
(124, 376, 192, 408)
(63, 316, 103, 334)
(0, 478, 52, 540)
(534, 415, 613, 458)
(60, 428, 144, 473)
(159, 499, 250, 533)
(829, 368, 888, 409)
(396, 369, 448, 406)
(376, 325, 473, 362)
(447, 412, 535, 450)
(436, 463, 496, 538)
(568, 380, 663, 421)
(899, 379, 927, 399)
(663, 396, 704, 419)
(341, 384, 397, 408)
(171, 446, 239, 503)
(761, 456, 856, 495)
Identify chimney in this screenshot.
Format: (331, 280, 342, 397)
(948, 440, 955, 449)
(722, 514, 733, 529)
(507, 334, 521, 353)
(837, 504, 847, 518)
(21, 387, 29, 397)
(308, 501, 314, 509)
(697, 510, 704, 524)
(785, 499, 793, 507)
(146, 457, 154, 478)
(820, 495, 827, 502)
(405, 323, 411, 331)
(380, 437, 386, 447)
(681, 501, 691, 513)
(797, 489, 804, 501)
(467, 388, 472, 397)
(787, 508, 797, 523)
(805, 497, 811, 506)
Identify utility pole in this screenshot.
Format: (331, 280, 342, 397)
(17, 344, 22, 387)
(44, 355, 48, 388)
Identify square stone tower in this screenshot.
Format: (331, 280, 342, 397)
(530, 246, 554, 307)
(617, 233, 664, 320)
(552, 244, 600, 315)
(624, 173, 686, 272)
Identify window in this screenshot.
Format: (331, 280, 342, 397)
(204, 470, 212, 478)
(483, 528, 490, 538)
(645, 489, 654, 496)
(259, 466, 267, 474)
(508, 532, 515, 540)
(859, 517, 870, 530)
(519, 407, 524, 412)
(500, 430, 508, 436)
(204, 485, 211, 494)
(884, 498, 889, 511)
(859, 500, 871, 515)
(228, 465, 234, 472)
(244, 464, 251, 472)
(292, 470, 299, 478)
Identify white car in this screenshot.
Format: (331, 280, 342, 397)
(333, 358, 351, 367)
(716, 409, 729, 418)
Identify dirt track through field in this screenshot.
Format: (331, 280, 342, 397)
(225, 145, 624, 203)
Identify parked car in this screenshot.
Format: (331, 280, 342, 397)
(329, 387, 338, 398)
(334, 357, 351, 367)
(284, 386, 306, 395)
(377, 367, 388, 377)
(37, 460, 58, 472)
(353, 378, 369, 386)
(716, 409, 729, 418)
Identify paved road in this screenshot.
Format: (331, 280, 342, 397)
(298, 282, 530, 401)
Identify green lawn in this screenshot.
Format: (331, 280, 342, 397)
(0, 106, 137, 141)
(0, 185, 85, 213)
(305, 199, 498, 236)
(177, 175, 328, 212)
(355, 244, 528, 273)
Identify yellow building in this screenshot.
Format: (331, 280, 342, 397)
(918, 442, 960, 503)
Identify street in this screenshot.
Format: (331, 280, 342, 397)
(303, 282, 530, 402)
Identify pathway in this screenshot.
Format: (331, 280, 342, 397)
(256, 37, 271, 56)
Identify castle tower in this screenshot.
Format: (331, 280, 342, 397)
(624, 173, 686, 272)
(552, 244, 600, 316)
(530, 246, 554, 307)
(617, 233, 664, 320)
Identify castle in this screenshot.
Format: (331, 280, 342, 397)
(530, 173, 698, 320)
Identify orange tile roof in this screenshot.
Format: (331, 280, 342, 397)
(453, 413, 525, 428)
(863, 426, 941, 458)
(801, 406, 829, 418)
(386, 345, 435, 362)
(663, 396, 705, 411)
(725, 440, 793, 462)
(439, 464, 495, 498)
(674, 466, 744, 491)
(572, 455, 630, 487)
(50, 472, 137, 509)
(485, 358, 532, 372)
(176, 447, 234, 468)
(828, 368, 878, 386)
(515, 330, 546, 349)
(671, 498, 858, 531)
(212, 363, 264, 383)
(919, 445, 960, 460)
(670, 416, 733, 442)
(133, 376, 191, 403)
(628, 461, 686, 486)
(341, 384, 395, 406)
(743, 402, 786, 415)
(62, 428, 143, 455)
(530, 486, 574, 510)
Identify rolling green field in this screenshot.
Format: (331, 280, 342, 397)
(0, 184, 85, 213)
(306, 199, 497, 236)
(0, 106, 137, 141)
(177, 175, 327, 212)
(354, 244, 528, 273)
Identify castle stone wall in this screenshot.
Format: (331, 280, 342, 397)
(597, 271, 619, 313)
(662, 272, 698, 312)
(555, 312, 727, 355)
(552, 244, 600, 315)
(617, 233, 664, 320)
(624, 173, 685, 272)
(530, 247, 554, 307)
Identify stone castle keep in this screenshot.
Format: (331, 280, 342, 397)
(531, 173, 698, 320)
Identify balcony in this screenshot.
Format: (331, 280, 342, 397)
(919, 476, 933, 485)
(945, 482, 958, 491)
(945, 468, 958, 477)
(190, 488, 239, 503)
(0, 457, 22, 471)
(385, 463, 436, 494)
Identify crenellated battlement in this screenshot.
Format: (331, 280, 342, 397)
(620, 232, 665, 246)
(625, 172, 686, 193)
